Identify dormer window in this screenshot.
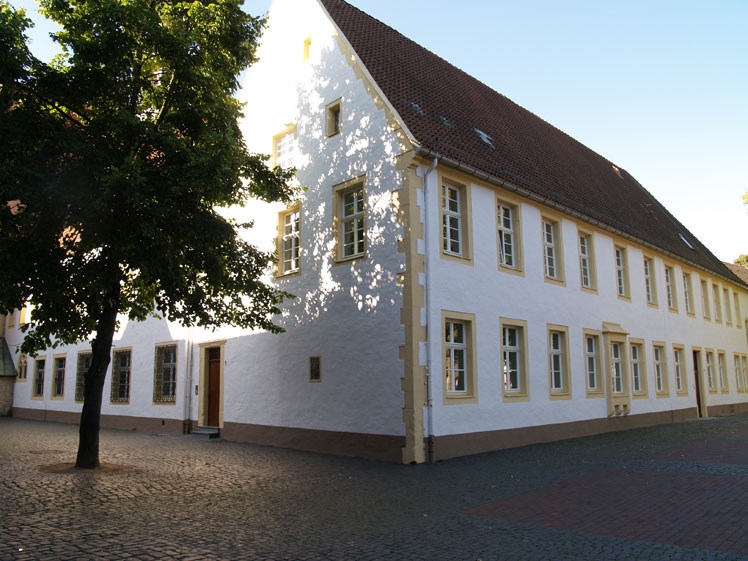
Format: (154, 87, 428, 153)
(474, 128, 495, 148)
(408, 101, 425, 116)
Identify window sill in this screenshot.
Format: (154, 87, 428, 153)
(333, 253, 367, 267)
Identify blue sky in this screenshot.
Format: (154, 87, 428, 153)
(12, 0, 748, 262)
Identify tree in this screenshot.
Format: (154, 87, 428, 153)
(734, 255, 748, 268)
(0, 0, 294, 468)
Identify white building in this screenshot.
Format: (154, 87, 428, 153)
(6, 0, 748, 463)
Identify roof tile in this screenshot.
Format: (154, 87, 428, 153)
(320, 0, 743, 286)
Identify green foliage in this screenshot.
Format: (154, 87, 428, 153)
(0, 0, 295, 355)
(734, 255, 748, 268)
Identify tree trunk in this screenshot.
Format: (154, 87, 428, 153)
(75, 287, 121, 469)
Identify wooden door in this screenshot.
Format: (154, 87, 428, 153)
(207, 347, 221, 426)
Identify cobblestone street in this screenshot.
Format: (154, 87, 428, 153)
(1, 415, 747, 561)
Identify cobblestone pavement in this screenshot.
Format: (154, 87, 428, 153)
(1, 415, 747, 561)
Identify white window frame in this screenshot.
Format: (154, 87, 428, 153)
(333, 178, 367, 263)
(701, 279, 711, 319)
(579, 232, 596, 290)
(712, 283, 722, 322)
(630, 343, 642, 393)
(442, 311, 477, 404)
(278, 206, 301, 275)
(611, 342, 624, 394)
(497, 202, 516, 269)
(442, 184, 462, 256)
(683, 272, 693, 314)
(665, 266, 676, 310)
(653, 344, 668, 396)
(542, 219, 563, 282)
(723, 287, 732, 325)
(614, 246, 628, 298)
(445, 320, 467, 394)
(674, 346, 684, 393)
(644, 257, 656, 305)
(705, 351, 715, 392)
(585, 334, 599, 392)
(718, 352, 728, 392)
(547, 325, 570, 397)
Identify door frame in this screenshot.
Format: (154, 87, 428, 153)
(198, 341, 226, 427)
(692, 348, 707, 418)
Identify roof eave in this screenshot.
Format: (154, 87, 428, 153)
(415, 145, 747, 290)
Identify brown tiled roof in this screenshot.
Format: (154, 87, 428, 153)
(724, 263, 748, 285)
(320, 0, 744, 287)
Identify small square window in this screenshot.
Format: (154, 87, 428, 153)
(309, 356, 321, 382)
(326, 99, 342, 137)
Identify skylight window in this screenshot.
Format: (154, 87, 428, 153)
(474, 128, 495, 149)
(408, 101, 425, 116)
(440, 116, 455, 130)
(678, 233, 695, 250)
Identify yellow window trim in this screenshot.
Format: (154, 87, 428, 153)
(275, 202, 302, 278)
(629, 337, 648, 399)
(495, 194, 524, 276)
(441, 310, 478, 405)
(582, 328, 604, 398)
(332, 176, 367, 265)
(500, 317, 529, 402)
(653, 341, 670, 397)
(578, 229, 598, 294)
(438, 172, 474, 266)
(541, 214, 565, 286)
(547, 323, 571, 400)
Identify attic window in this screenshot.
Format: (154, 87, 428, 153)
(440, 116, 455, 130)
(326, 99, 342, 137)
(678, 233, 695, 250)
(409, 101, 425, 116)
(474, 128, 495, 149)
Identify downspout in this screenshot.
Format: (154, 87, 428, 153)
(418, 156, 439, 462)
(183, 327, 193, 434)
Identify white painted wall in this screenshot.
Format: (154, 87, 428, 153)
(10, 0, 408, 438)
(423, 169, 748, 437)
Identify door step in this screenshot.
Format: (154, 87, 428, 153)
(192, 426, 220, 439)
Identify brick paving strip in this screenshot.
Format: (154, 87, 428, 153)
(466, 438, 748, 556)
